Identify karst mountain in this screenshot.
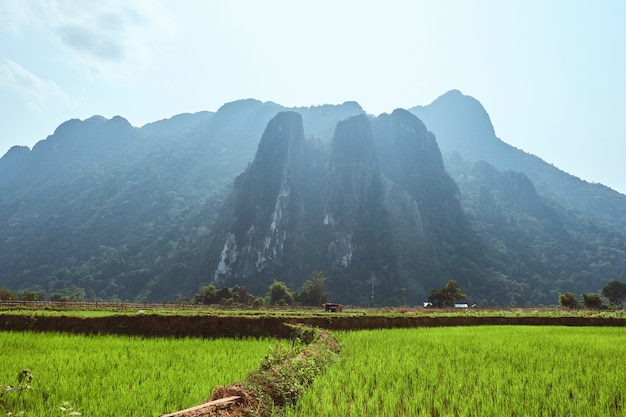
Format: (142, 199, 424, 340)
(1, 91, 624, 305)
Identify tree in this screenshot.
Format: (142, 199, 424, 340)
(194, 284, 257, 306)
(19, 290, 38, 302)
(215, 287, 231, 302)
(266, 280, 295, 306)
(581, 293, 603, 309)
(194, 284, 218, 305)
(427, 280, 466, 308)
(297, 271, 328, 306)
(0, 287, 16, 300)
(559, 292, 579, 309)
(231, 285, 255, 305)
(601, 280, 626, 306)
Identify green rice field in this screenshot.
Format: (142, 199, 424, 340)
(2, 325, 625, 416)
(0, 331, 275, 416)
(285, 326, 626, 417)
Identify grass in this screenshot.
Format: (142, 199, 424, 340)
(242, 325, 341, 416)
(1, 306, 624, 416)
(0, 331, 277, 416)
(284, 326, 626, 416)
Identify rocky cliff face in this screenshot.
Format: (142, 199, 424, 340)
(2, 94, 624, 306)
(373, 109, 465, 230)
(208, 110, 473, 304)
(0, 99, 367, 302)
(324, 114, 382, 268)
(210, 112, 311, 290)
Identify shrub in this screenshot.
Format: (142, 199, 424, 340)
(559, 292, 579, 309)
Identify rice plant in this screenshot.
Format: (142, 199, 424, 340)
(285, 326, 626, 416)
(0, 331, 274, 416)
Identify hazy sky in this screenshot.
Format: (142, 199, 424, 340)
(1, 1, 625, 194)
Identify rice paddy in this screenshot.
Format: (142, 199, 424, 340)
(0, 331, 276, 416)
(2, 319, 625, 417)
(284, 326, 626, 416)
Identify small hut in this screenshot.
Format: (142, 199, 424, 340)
(323, 303, 343, 313)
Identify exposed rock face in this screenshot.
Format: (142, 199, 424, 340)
(0, 99, 367, 302)
(324, 114, 381, 268)
(208, 110, 471, 304)
(2, 94, 625, 306)
(373, 109, 464, 229)
(210, 111, 309, 289)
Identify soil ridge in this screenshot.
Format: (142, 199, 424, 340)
(1, 314, 624, 338)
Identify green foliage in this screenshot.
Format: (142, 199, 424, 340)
(244, 326, 340, 416)
(0, 288, 16, 301)
(18, 291, 38, 302)
(49, 286, 86, 302)
(581, 293, 604, 309)
(559, 292, 579, 309)
(297, 271, 328, 306)
(601, 280, 626, 306)
(194, 284, 217, 304)
(0, 107, 269, 303)
(0, 369, 33, 415)
(427, 280, 466, 308)
(59, 401, 81, 416)
(0, 332, 272, 417)
(194, 284, 258, 306)
(2, 100, 626, 308)
(286, 326, 626, 416)
(445, 155, 626, 307)
(266, 280, 295, 306)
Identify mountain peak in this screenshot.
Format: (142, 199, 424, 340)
(0, 145, 31, 184)
(210, 110, 307, 287)
(214, 99, 282, 119)
(429, 90, 495, 137)
(50, 115, 133, 138)
(1, 144, 30, 158)
(253, 111, 305, 168)
(409, 90, 496, 156)
(439, 89, 464, 98)
(330, 114, 376, 164)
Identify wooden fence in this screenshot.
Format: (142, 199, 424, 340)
(0, 299, 573, 313)
(0, 300, 325, 311)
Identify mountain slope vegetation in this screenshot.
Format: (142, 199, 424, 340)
(0, 93, 624, 305)
(410, 90, 626, 232)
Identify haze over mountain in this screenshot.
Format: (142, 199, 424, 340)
(3, 2, 625, 197)
(1, 92, 624, 306)
(411, 90, 626, 231)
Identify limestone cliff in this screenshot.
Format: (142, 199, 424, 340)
(208, 110, 473, 304)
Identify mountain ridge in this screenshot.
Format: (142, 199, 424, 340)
(0, 93, 624, 305)
(410, 90, 626, 231)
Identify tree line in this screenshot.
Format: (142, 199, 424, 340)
(0, 271, 330, 308)
(3, 276, 625, 310)
(558, 279, 626, 309)
(175, 271, 329, 307)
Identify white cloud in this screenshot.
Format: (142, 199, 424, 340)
(41, 1, 136, 62)
(0, 59, 72, 110)
(56, 24, 125, 61)
(0, 0, 38, 35)
(1, 0, 178, 84)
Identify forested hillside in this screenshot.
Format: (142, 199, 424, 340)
(0, 100, 362, 301)
(411, 90, 626, 232)
(1, 93, 624, 305)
